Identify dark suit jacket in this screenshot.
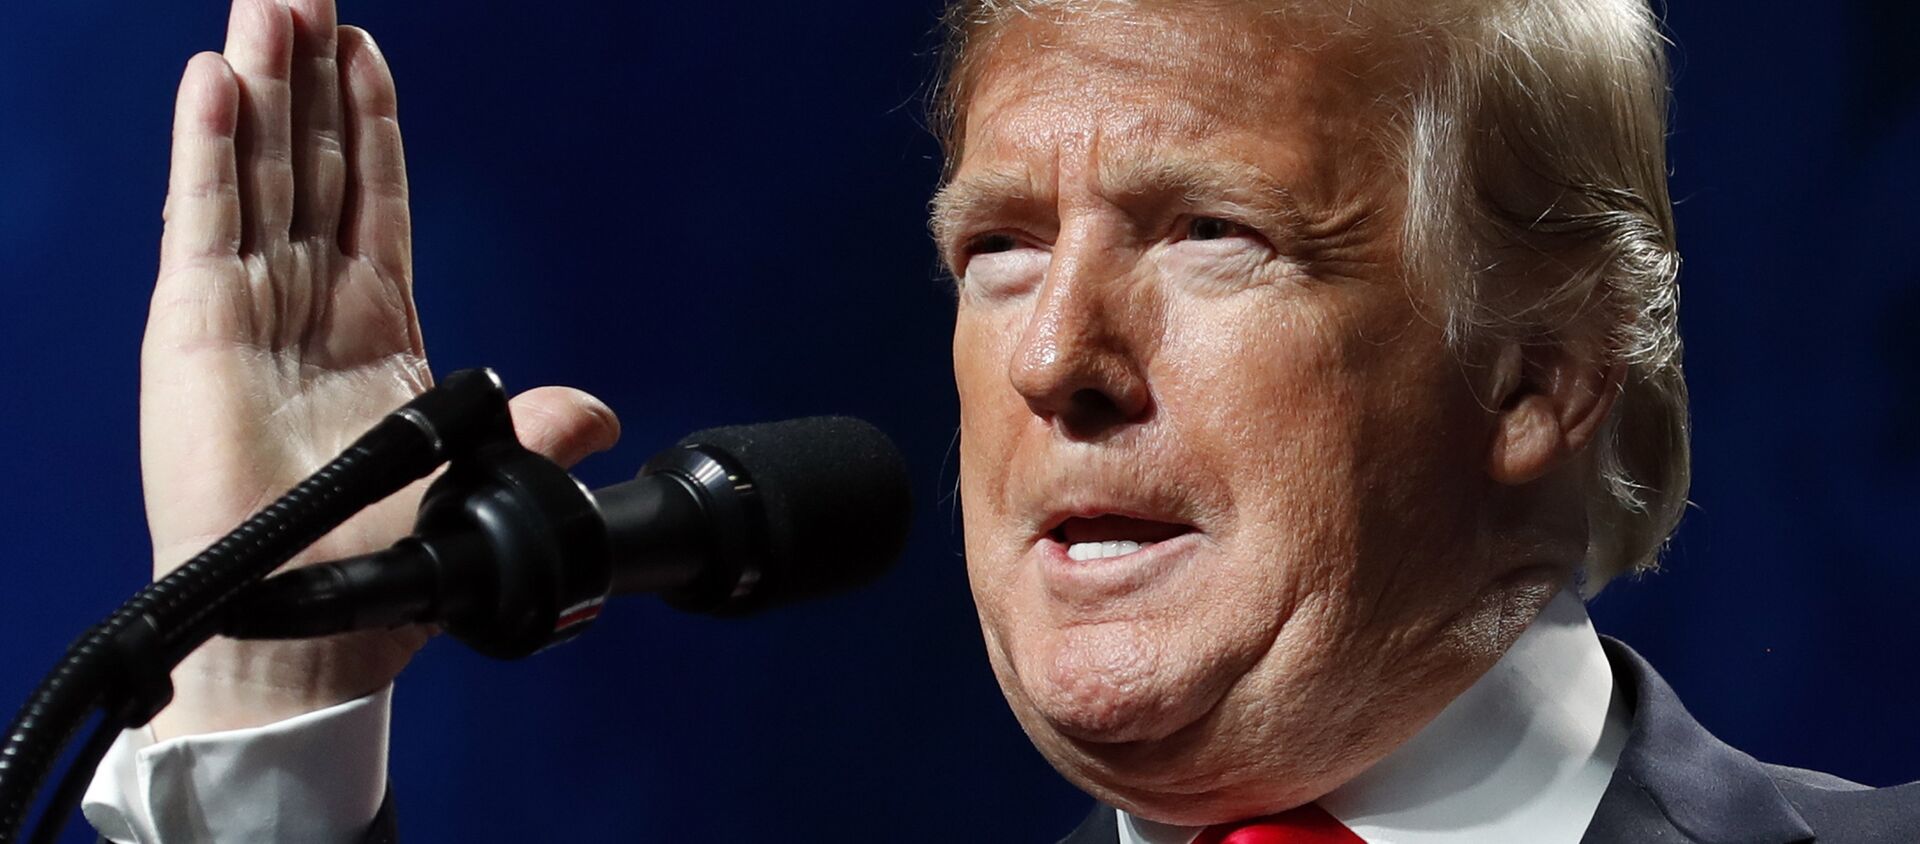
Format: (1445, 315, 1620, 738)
(1058, 637, 1920, 844)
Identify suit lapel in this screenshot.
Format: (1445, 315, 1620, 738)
(1584, 638, 1813, 844)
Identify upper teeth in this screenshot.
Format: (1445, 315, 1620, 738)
(1067, 540, 1150, 561)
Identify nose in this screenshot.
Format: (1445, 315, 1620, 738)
(1008, 242, 1153, 439)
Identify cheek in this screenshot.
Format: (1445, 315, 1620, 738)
(953, 306, 1026, 553)
(1159, 294, 1357, 463)
(1163, 289, 1490, 603)
(1153, 291, 1413, 587)
(952, 309, 1010, 431)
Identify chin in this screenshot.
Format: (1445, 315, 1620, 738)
(990, 611, 1386, 824)
(1028, 673, 1360, 829)
(1030, 684, 1341, 829)
(1005, 620, 1233, 746)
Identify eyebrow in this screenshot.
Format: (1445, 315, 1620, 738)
(929, 168, 1039, 254)
(1101, 156, 1312, 234)
(928, 156, 1312, 252)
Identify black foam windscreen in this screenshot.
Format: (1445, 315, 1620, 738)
(677, 416, 912, 609)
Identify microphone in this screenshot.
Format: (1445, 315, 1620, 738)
(604, 417, 914, 611)
(224, 416, 912, 658)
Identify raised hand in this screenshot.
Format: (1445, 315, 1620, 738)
(145, 0, 619, 738)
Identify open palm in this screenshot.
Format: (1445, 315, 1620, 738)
(144, 0, 618, 737)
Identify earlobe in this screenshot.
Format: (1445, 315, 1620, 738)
(1484, 341, 1624, 486)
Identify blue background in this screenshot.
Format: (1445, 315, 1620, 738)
(1, 2, 1914, 841)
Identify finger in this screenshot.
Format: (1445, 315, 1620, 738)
(509, 387, 623, 469)
(285, 0, 345, 240)
(337, 26, 411, 277)
(222, 0, 295, 252)
(159, 53, 243, 269)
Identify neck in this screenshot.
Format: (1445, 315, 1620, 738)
(1121, 587, 1628, 844)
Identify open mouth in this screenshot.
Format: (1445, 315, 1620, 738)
(1048, 514, 1196, 561)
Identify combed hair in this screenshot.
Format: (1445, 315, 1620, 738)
(931, 0, 1689, 588)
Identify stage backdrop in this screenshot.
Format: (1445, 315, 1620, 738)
(1, 2, 1914, 841)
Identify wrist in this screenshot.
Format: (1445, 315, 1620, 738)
(150, 631, 421, 740)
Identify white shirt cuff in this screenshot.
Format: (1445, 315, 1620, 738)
(82, 686, 391, 844)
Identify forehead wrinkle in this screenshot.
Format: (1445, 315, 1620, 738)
(960, 8, 1268, 150)
(942, 7, 1403, 263)
(932, 119, 1108, 246)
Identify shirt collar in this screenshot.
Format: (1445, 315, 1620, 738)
(1120, 587, 1628, 844)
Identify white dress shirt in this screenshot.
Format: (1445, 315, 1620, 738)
(1120, 588, 1629, 844)
(83, 589, 1623, 843)
(82, 686, 391, 843)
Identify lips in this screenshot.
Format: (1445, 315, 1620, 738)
(1027, 509, 1204, 601)
(1042, 513, 1198, 562)
(1050, 514, 1195, 545)
(1011, 462, 1212, 580)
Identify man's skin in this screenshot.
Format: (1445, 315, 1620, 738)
(147, 0, 1622, 830)
(146, 0, 618, 740)
(937, 6, 1626, 825)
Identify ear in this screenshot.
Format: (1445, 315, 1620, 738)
(1484, 339, 1625, 486)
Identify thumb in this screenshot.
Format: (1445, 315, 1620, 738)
(508, 386, 622, 468)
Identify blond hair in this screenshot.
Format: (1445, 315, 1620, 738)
(932, 0, 1688, 587)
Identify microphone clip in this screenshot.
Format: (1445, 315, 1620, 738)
(225, 371, 615, 660)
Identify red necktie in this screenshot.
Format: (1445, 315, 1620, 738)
(1189, 804, 1365, 844)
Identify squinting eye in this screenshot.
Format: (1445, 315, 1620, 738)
(966, 233, 1020, 255)
(1186, 217, 1248, 241)
(959, 231, 1048, 297)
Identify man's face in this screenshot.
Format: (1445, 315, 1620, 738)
(940, 6, 1560, 822)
